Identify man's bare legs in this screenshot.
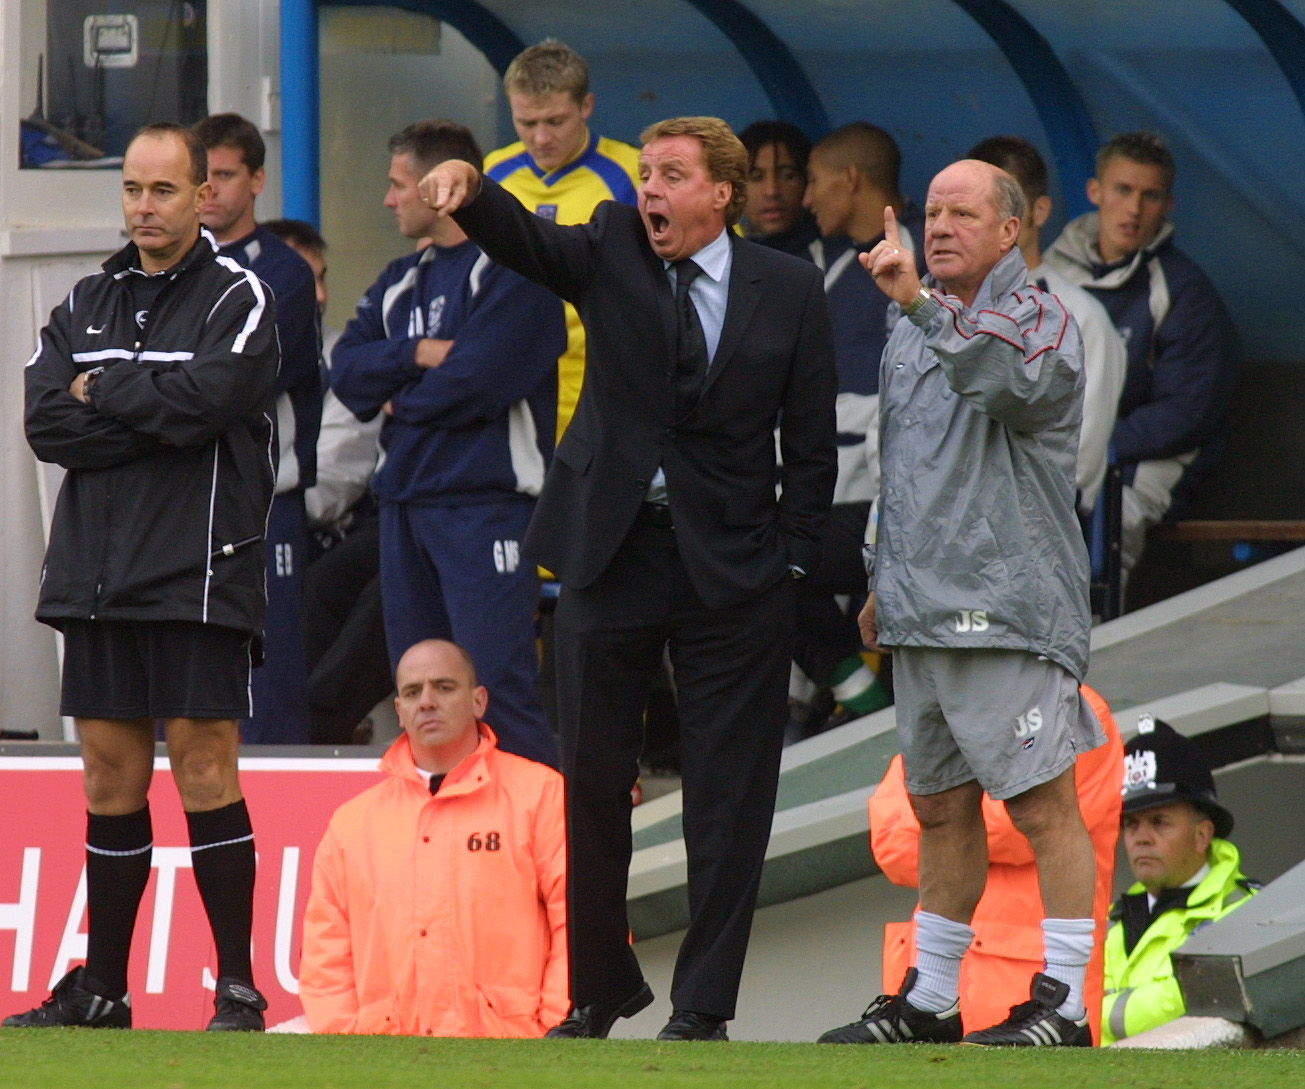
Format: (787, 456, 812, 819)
(911, 781, 988, 922)
(1004, 765, 1096, 1019)
(899, 781, 986, 1013)
(1004, 765, 1094, 919)
(77, 717, 256, 1014)
(79, 716, 243, 813)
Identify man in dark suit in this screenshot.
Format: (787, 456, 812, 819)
(420, 116, 837, 1041)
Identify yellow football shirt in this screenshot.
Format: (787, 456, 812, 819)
(485, 132, 641, 439)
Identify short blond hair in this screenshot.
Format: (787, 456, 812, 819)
(640, 117, 749, 227)
(503, 39, 589, 103)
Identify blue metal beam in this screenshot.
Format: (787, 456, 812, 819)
(1221, 0, 1305, 124)
(679, 0, 830, 140)
(280, 0, 524, 223)
(280, 0, 320, 225)
(947, 0, 1098, 217)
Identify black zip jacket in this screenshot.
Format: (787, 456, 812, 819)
(25, 230, 280, 639)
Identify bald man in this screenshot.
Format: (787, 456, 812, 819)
(299, 640, 567, 1036)
(822, 161, 1102, 1048)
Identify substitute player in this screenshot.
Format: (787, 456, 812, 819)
(484, 39, 640, 438)
(194, 112, 323, 744)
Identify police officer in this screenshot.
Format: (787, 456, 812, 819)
(1103, 715, 1259, 1044)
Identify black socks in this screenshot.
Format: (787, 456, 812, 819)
(84, 807, 153, 999)
(186, 800, 257, 987)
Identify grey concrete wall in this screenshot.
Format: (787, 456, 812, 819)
(611, 875, 918, 1043)
(319, 10, 500, 335)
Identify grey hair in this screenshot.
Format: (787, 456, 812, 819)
(992, 170, 1027, 222)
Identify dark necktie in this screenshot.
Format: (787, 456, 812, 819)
(429, 774, 445, 796)
(672, 259, 708, 405)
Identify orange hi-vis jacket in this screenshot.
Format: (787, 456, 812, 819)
(871, 686, 1123, 1043)
(299, 725, 568, 1036)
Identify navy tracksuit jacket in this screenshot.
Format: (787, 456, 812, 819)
(220, 226, 323, 744)
(332, 240, 565, 765)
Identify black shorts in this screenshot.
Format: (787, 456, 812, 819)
(59, 619, 253, 720)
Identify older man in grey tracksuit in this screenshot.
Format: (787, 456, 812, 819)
(819, 160, 1105, 1050)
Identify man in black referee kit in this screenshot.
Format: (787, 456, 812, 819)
(9, 122, 280, 1031)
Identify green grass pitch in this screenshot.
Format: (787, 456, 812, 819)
(0, 1034, 1301, 1089)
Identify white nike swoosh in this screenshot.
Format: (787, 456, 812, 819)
(87, 325, 105, 334)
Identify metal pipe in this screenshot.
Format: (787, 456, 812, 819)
(280, 0, 320, 226)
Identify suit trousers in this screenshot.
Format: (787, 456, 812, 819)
(554, 519, 794, 1019)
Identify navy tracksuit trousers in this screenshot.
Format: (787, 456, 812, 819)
(379, 498, 557, 767)
(242, 490, 311, 744)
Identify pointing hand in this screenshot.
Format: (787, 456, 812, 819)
(417, 160, 481, 216)
(860, 205, 922, 308)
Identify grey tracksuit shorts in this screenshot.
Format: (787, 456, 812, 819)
(893, 646, 1105, 800)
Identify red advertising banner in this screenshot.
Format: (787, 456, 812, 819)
(0, 755, 384, 1030)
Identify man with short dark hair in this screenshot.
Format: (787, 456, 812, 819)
(194, 112, 323, 743)
(1045, 132, 1238, 570)
(299, 639, 567, 1035)
(822, 160, 1102, 1048)
(11, 122, 279, 1031)
(1103, 716, 1258, 1044)
(738, 120, 818, 258)
(331, 120, 565, 769)
(262, 218, 328, 312)
(967, 136, 1126, 514)
(788, 122, 923, 734)
(262, 218, 390, 745)
(485, 40, 640, 440)
(420, 115, 837, 1041)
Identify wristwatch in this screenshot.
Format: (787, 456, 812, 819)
(82, 366, 105, 401)
(902, 286, 933, 317)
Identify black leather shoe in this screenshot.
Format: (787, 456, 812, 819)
(818, 968, 962, 1044)
(206, 977, 267, 1032)
(545, 982, 654, 1039)
(961, 972, 1090, 1047)
(656, 1010, 728, 1041)
(2, 967, 130, 1029)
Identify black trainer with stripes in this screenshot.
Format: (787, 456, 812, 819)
(961, 972, 1091, 1046)
(1, 967, 131, 1029)
(817, 968, 963, 1044)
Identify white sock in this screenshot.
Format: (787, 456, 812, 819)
(1042, 917, 1095, 1020)
(907, 911, 973, 1014)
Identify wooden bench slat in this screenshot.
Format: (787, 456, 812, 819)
(1151, 521, 1305, 542)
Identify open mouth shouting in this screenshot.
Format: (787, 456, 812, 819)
(646, 211, 671, 244)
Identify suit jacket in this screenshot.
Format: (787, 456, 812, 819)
(455, 176, 837, 609)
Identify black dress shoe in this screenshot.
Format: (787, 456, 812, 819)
(656, 1010, 728, 1041)
(545, 982, 654, 1038)
(206, 977, 267, 1032)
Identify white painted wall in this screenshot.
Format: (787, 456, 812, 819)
(208, 0, 285, 222)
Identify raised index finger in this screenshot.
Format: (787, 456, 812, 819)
(883, 205, 901, 247)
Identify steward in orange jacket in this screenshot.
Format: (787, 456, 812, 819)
(299, 721, 568, 1036)
(871, 685, 1122, 1043)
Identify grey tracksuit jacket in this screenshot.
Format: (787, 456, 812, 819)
(869, 247, 1091, 680)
